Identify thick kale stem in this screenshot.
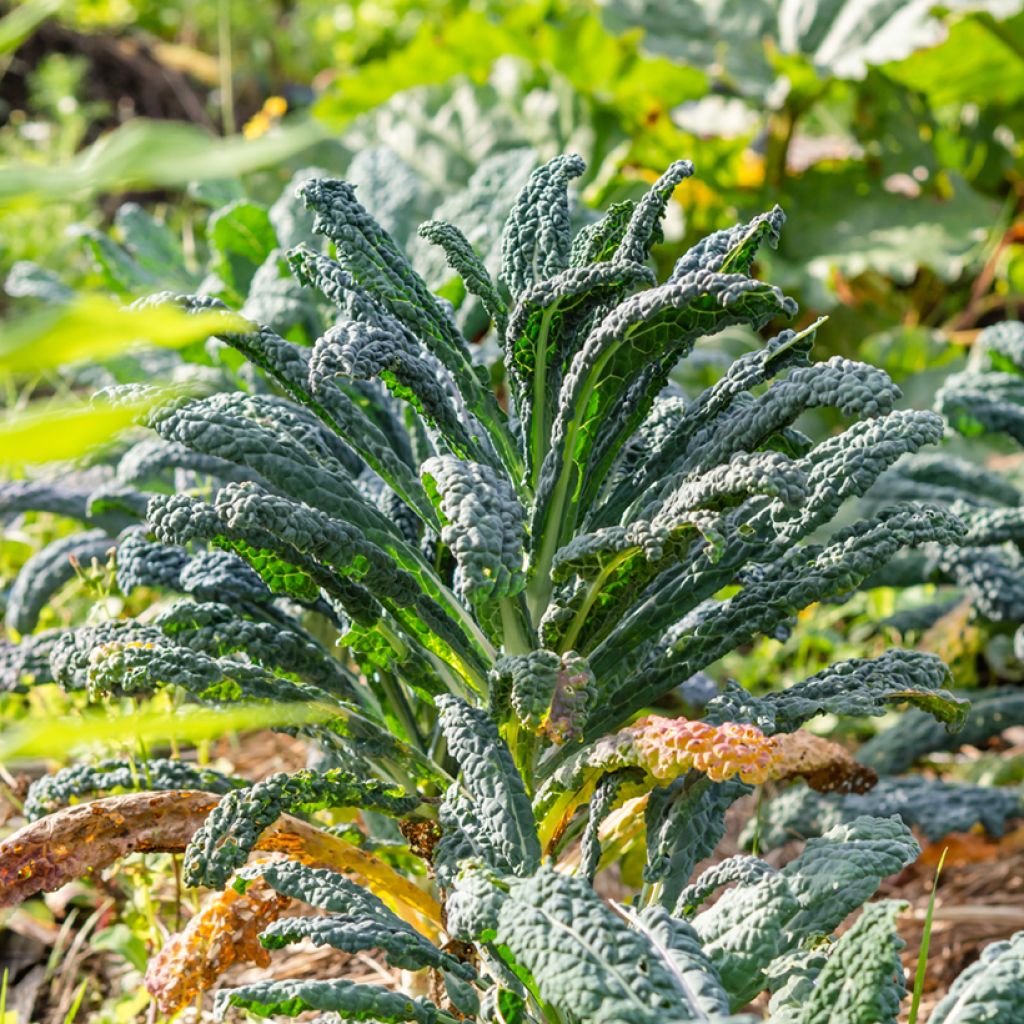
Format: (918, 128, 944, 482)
(429, 574, 498, 663)
(426, 649, 480, 701)
(499, 595, 534, 656)
(529, 337, 622, 619)
(479, 390, 524, 484)
(379, 674, 428, 755)
(377, 617, 479, 697)
(504, 719, 539, 798)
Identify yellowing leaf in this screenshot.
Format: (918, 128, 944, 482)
(259, 816, 442, 935)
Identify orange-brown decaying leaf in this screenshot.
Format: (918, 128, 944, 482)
(0, 790, 441, 934)
(0, 790, 219, 908)
(919, 825, 1024, 868)
(145, 873, 293, 1014)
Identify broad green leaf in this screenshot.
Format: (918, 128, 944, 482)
(885, 11, 1024, 108)
(208, 200, 278, 297)
(4, 261, 73, 304)
(771, 171, 995, 306)
(627, 905, 733, 1019)
(112, 204, 190, 284)
(313, 10, 518, 129)
(0, 117, 324, 205)
(314, 6, 704, 132)
(602, 0, 1016, 92)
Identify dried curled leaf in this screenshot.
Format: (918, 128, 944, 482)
(0, 791, 441, 933)
(146, 874, 292, 1015)
(0, 790, 219, 908)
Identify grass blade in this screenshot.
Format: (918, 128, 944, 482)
(908, 845, 947, 1024)
(0, 701, 334, 761)
(61, 979, 88, 1024)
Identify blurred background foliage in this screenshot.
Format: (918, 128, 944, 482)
(1, 0, 1020, 350)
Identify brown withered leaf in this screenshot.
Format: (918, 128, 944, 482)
(769, 731, 877, 794)
(400, 817, 443, 864)
(145, 873, 293, 1014)
(0, 791, 442, 934)
(0, 790, 220, 908)
(919, 825, 1024, 868)
(919, 832, 1000, 868)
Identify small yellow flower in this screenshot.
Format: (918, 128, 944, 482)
(243, 112, 271, 140)
(243, 97, 288, 140)
(263, 96, 288, 118)
(736, 151, 765, 189)
(681, 177, 719, 212)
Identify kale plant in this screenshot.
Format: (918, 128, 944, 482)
(730, 323, 1024, 856)
(6, 155, 1019, 1021)
(870, 321, 1024, 644)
